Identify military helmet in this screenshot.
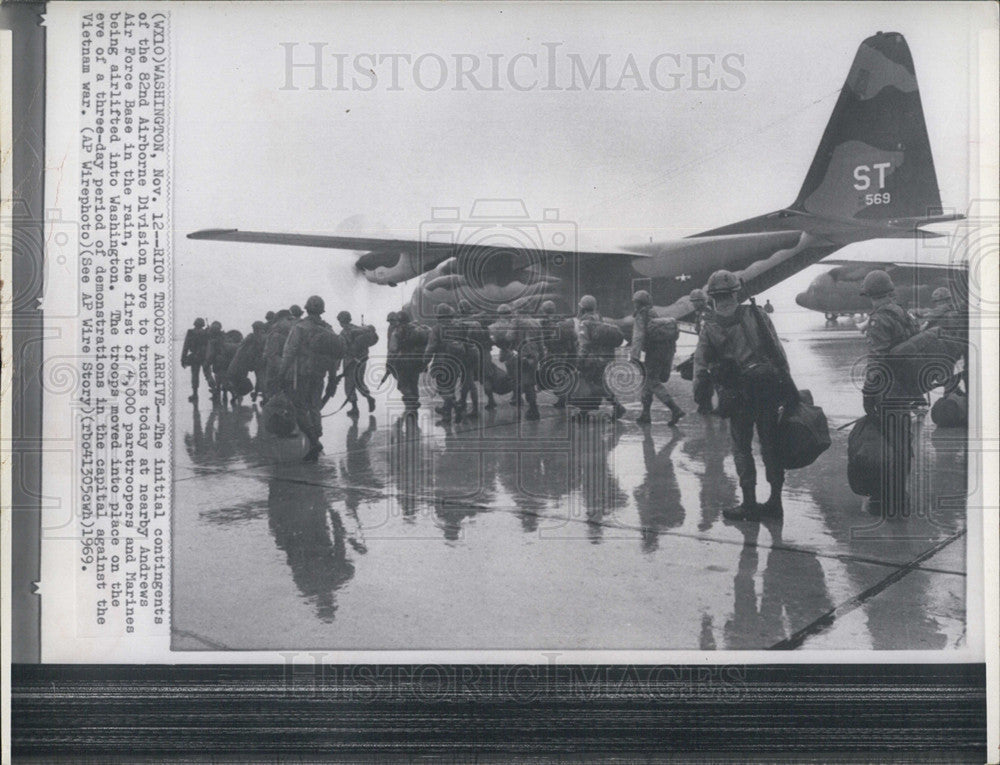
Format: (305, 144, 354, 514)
(289, 304, 303, 317)
(632, 289, 652, 306)
(386, 311, 399, 324)
(458, 299, 473, 315)
(396, 309, 411, 324)
(578, 295, 597, 311)
(336, 309, 352, 323)
(859, 269, 894, 297)
(689, 288, 707, 303)
(304, 295, 326, 314)
(210, 320, 222, 332)
(252, 320, 266, 332)
(540, 300, 557, 315)
(706, 270, 740, 296)
(496, 303, 513, 316)
(276, 309, 291, 320)
(194, 317, 206, 328)
(264, 311, 275, 322)
(436, 303, 455, 318)
(931, 287, 953, 303)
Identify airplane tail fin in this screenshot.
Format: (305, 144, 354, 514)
(793, 32, 944, 223)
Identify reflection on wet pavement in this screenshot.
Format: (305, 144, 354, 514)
(172, 314, 968, 650)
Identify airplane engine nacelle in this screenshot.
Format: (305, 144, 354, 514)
(355, 249, 433, 286)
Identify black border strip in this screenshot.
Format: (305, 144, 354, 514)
(11, 663, 986, 760)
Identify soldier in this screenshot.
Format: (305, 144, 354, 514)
(538, 300, 576, 409)
(689, 288, 717, 414)
(337, 310, 377, 417)
(262, 309, 295, 399)
(575, 295, 627, 419)
(694, 270, 797, 520)
(424, 303, 465, 423)
(630, 290, 684, 426)
(860, 269, 920, 516)
(391, 310, 428, 413)
(280, 295, 344, 462)
(180, 317, 211, 402)
(689, 288, 712, 333)
(228, 320, 268, 402)
(764, 299, 775, 315)
(204, 321, 225, 402)
(264, 310, 276, 328)
(455, 299, 491, 417)
(490, 303, 543, 420)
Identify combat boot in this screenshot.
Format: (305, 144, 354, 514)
(612, 401, 627, 420)
(525, 404, 540, 420)
(484, 396, 497, 411)
(636, 403, 652, 425)
(667, 402, 685, 427)
(188, 393, 198, 403)
(366, 394, 376, 413)
(303, 443, 322, 462)
(759, 481, 783, 516)
(347, 399, 360, 418)
(723, 484, 759, 521)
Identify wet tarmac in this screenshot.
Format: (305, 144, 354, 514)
(172, 312, 967, 651)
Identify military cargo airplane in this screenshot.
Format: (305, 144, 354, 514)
(795, 260, 968, 322)
(190, 32, 961, 324)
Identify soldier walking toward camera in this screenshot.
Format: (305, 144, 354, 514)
(338, 310, 377, 417)
(630, 290, 684, 426)
(860, 269, 920, 516)
(694, 270, 797, 520)
(280, 295, 343, 462)
(181, 317, 211, 402)
(575, 295, 627, 419)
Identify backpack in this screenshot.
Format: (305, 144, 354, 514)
(645, 317, 679, 348)
(584, 319, 624, 350)
(847, 415, 884, 496)
(263, 392, 297, 437)
(356, 324, 379, 349)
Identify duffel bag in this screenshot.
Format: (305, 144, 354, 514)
(778, 398, 830, 469)
(889, 326, 964, 394)
(484, 359, 514, 395)
(676, 354, 694, 381)
(263, 392, 298, 437)
(847, 415, 884, 497)
(230, 375, 254, 397)
(930, 390, 967, 428)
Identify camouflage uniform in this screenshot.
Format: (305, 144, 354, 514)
(280, 315, 343, 456)
(340, 322, 375, 413)
(694, 303, 790, 504)
(631, 304, 683, 424)
(862, 300, 919, 513)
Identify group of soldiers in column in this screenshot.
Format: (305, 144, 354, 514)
(179, 266, 966, 522)
(181, 297, 377, 461)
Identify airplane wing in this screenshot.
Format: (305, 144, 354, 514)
(187, 228, 643, 261)
(819, 258, 967, 272)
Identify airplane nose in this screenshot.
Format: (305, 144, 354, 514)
(795, 290, 813, 309)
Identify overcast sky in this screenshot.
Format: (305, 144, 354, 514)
(171, 1, 988, 330)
